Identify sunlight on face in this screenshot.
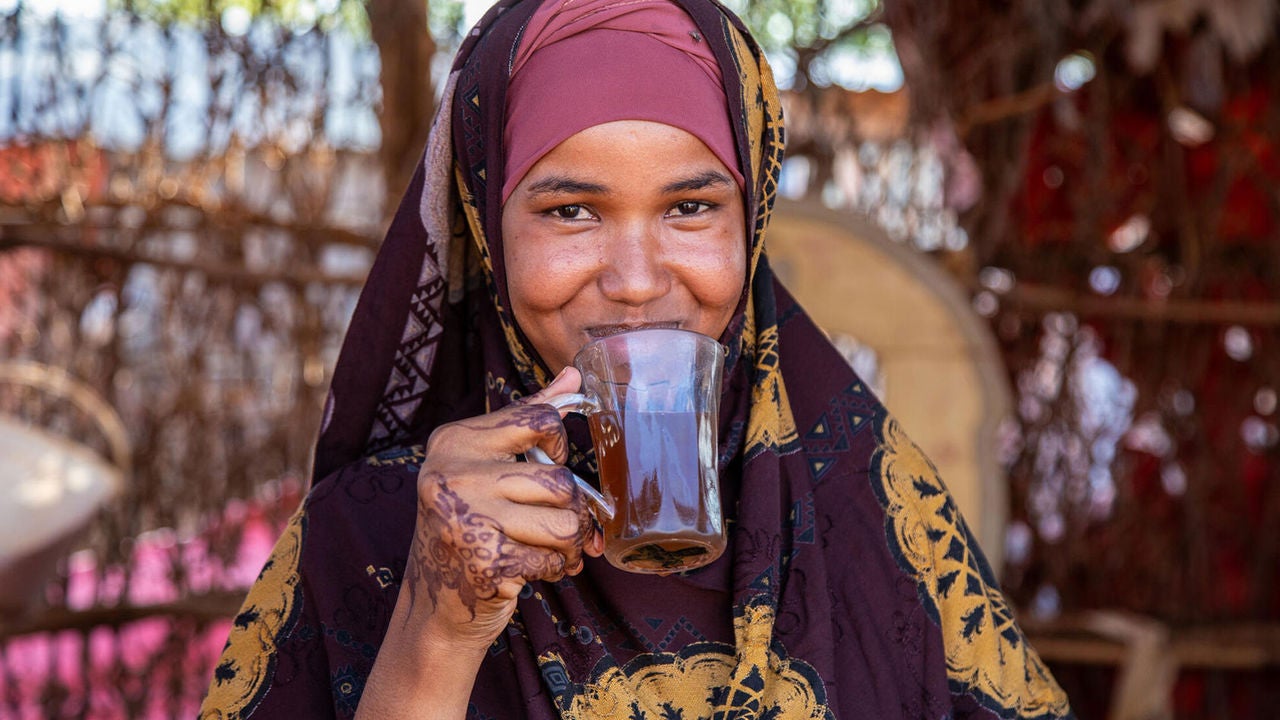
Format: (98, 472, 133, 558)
(502, 120, 747, 374)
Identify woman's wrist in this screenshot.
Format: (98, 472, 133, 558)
(355, 588, 492, 719)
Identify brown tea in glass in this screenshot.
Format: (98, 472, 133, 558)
(588, 408, 724, 573)
(541, 328, 726, 574)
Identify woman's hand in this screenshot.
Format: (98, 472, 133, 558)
(357, 368, 602, 719)
(403, 366, 603, 647)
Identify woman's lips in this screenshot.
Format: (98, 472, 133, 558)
(584, 321, 680, 338)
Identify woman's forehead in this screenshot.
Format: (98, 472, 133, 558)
(508, 121, 740, 202)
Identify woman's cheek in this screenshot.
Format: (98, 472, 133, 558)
(509, 244, 594, 312)
(697, 234, 747, 308)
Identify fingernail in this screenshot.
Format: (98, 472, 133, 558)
(551, 366, 570, 384)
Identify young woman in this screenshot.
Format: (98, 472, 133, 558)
(201, 1, 1073, 718)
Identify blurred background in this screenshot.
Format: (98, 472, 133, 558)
(0, 0, 1277, 717)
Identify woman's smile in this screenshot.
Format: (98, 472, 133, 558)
(501, 120, 747, 374)
(584, 320, 681, 338)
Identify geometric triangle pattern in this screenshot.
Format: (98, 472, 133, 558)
(801, 379, 876, 483)
(368, 254, 447, 451)
(789, 494, 816, 547)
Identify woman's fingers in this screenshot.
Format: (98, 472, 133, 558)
(409, 473, 571, 616)
(522, 366, 582, 406)
(425, 366, 581, 475)
(428, 402, 568, 461)
(405, 367, 603, 632)
(496, 540, 570, 583)
(496, 465, 575, 506)
(415, 467, 596, 587)
(500, 503, 592, 561)
(519, 367, 582, 464)
(495, 466, 601, 563)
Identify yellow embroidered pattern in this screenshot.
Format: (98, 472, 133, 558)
(365, 444, 425, 467)
(454, 163, 546, 396)
(198, 505, 306, 720)
(545, 599, 830, 720)
(726, 21, 785, 284)
(871, 415, 1071, 718)
(723, 19, 797, 458)
(745, 322, 799, 453)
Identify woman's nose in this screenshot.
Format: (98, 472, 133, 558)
(597, 224, 670, 306)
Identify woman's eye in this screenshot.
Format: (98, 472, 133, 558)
(670, 201, 710, 216)
(551, 204, 589, 220)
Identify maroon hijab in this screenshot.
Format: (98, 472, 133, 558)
(503, 0, 743, 199)
(202, 1, 1073, 718)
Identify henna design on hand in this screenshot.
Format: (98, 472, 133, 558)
(452, 403, 569, 460)
(498, 466, 596, 564)
(510, 465, 574, 501)
(403, 473, 571, 623)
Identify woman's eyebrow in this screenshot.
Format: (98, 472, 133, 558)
(662, 170, 734, 194)
(524, 176, 609, 196)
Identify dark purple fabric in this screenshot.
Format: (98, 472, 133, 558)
(208, 1, 1076, 719)
(245, 283, 1071, 720)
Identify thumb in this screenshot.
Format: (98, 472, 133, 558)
(525, 366, 582, 407)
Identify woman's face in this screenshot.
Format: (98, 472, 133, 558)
(502, 120, 747, 374)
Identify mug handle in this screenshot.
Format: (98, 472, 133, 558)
(524, 393, 615, 521)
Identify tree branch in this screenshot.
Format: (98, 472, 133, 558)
(991, 281, 1280, 326)
(956, 81, 1060, 136)
(0, 590, 246, 638)
(0, 224, 368, 287)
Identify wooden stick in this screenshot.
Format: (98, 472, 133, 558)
(0, 590, 246, 638)
(989, 282, 1280, 326)
(0, 225, 368, 288)
(957, 82, 1059, 135)
(1023, 613, 1280, 669)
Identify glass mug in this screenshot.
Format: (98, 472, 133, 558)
(526, 328, 726, 574)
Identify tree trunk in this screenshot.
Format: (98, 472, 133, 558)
(367, 0, 437, 215)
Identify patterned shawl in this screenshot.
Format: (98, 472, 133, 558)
(200, 1, 1074, 718)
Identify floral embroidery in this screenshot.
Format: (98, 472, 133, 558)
(542, 598, 831, 720)
(331, 665, 365, 715)
(869, 415, 1070, 719)
(198, 505, 306, 719)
